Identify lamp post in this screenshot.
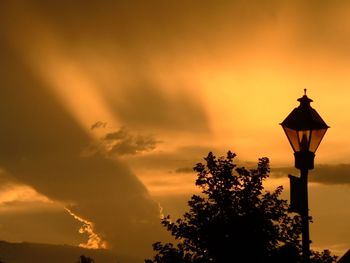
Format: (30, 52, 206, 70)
(280, 89, 329, 263)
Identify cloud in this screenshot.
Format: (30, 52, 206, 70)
(65, 208, 107, 249)
(124, 145, 218, 172)
(272, 164, 350, 185)
(104, 83, 210, 134)
(2, 0, 350, 258)
(90, 121, 107, 130)
(4, 153, 168, 256)
(0, 192, 84, 246)
(311, 164, 350, 185)
(174, 167, 194, 174)
(0, 40, 168, 258)
(103, 127, 159, 155)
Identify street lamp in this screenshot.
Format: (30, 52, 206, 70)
(280, 89, 329, 263)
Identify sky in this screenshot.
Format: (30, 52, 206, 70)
(0, 0, 350, 259)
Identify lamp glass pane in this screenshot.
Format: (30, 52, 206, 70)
(309, 128, 327, 152)
(283, 127, 300, 152)
(297, 130, 311, 151)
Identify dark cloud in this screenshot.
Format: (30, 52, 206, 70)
(0, 204, 84, 246)
(2, 0, 350, 65)
(5, 153, 169, 256)
(8, 0, 347, 58)
(0, 0, 280, 48)
(104, 128, 128, 141)
(172, 151, 259, 174)
(156, 194, 193, 220)
(0, 42, 84, 164)
(90, 121, 107, 130)
(1, 0, 350, 258)
(105, 83, 210, 133)
(125, 145, 218, 172)
(102, 127, 159, 155)
(311, 164, 350, 185)
(272, 164, 350, 185)
(0, 38, 167, 258)
(174, 167, 194, 174)
(0, 1, 212, 136)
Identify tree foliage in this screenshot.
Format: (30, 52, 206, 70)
(146, 151, 337, 263)
(311, 250, 337, 263)
(77, 255, 95, 263)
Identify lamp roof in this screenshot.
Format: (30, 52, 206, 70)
(281, 90, 329, 131)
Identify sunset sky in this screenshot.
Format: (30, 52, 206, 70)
(1, 0, 350, 260)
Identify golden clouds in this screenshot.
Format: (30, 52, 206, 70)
(1, 0, 350, 258)
(65, 208, 107, 250)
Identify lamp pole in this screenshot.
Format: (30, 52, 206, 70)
(300, 167, 310, 262)
(281, 90, 329, 263)
(295, 150, 314, 263)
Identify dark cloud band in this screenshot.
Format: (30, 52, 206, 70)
(272, 164, 350, 185)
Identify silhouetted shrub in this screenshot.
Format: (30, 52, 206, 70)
(77, 255, 95, 263)
(145, 151, 337, 263)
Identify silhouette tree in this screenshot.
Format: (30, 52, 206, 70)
(145, 151, 337, 263)
(77, 255, 95, 263)
(311, 250, 337, 263)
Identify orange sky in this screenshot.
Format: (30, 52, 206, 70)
(1, 0, 350, 259)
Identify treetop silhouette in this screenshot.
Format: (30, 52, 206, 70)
(145, 151, 337, 263)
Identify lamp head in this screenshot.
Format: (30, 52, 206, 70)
(281, 90, 329, 169)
